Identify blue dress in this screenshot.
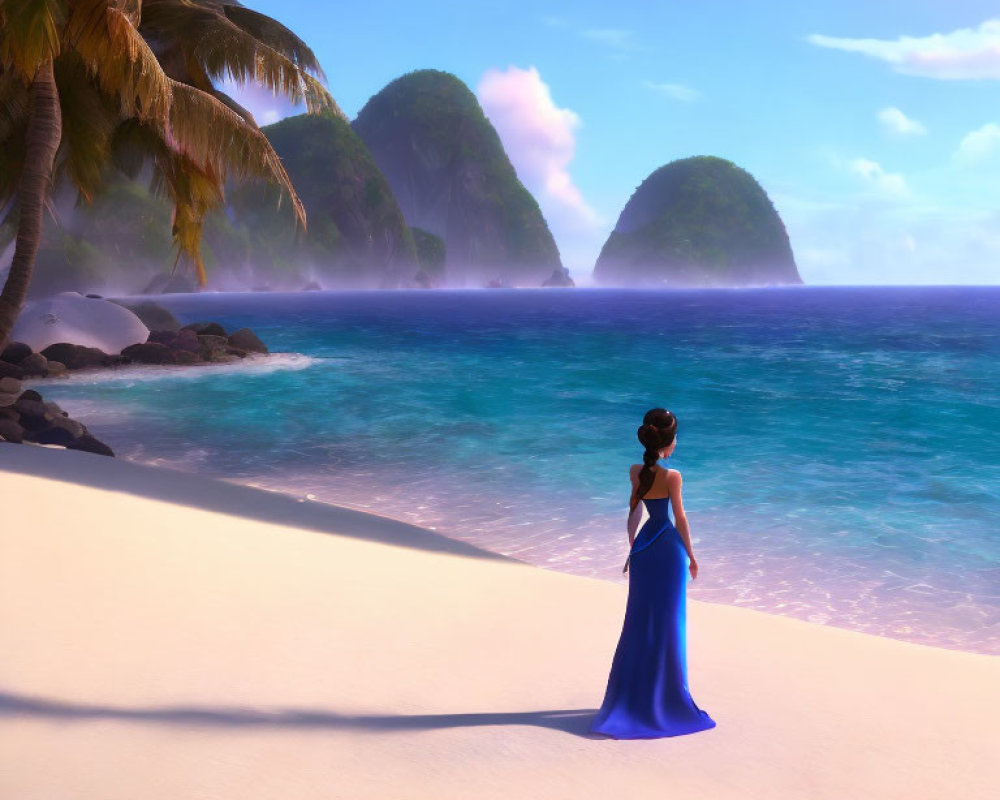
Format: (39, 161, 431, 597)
(590, 496, 717, 738)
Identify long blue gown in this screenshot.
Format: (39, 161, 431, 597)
(590, 496, 717, 738)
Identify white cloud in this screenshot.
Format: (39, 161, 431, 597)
(777, 191, 1000, 285)
(477, 65, 601, 233)
(849, 158, 909, 196)
(954, 122, 1000, 164)
(217, 79, 304, 126)
(642, 80, 701, 102)
(807, 19, 1000, 79)
(877, 106, 926, 136)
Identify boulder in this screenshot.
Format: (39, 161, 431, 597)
(14, 397, 53, 428)
(43, 400, 69, 417)
(0, 376, 21, 395)
(171, 328, 201, 353)
(18, 353, 48, 376)
(31, 425, 77, 447)
(0, 341, 32, 364)
(45, 361, 67, 377)
(227, 328, 268, 354)
(45, 415, 86, 439)
(147, 328, 200, 353)
(108, 299, 182, 331)
(197, 334, 231, 361)
(40, 342, 109, 370)
(0, 360, 23, 380)
(121, 342, 177, 365)
(66, 433, 115, 457)
(147, 330, 176, 346)
(0, 390, 18, 408)
(0, 417, 24, 442)
(11, 292, 150, 353)
(172, 350, 200, 365)
(182, 321, 228, 337)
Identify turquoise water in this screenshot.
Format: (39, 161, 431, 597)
(27, 286, 1000, 654)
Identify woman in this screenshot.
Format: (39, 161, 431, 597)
(589, 408, 716, 739)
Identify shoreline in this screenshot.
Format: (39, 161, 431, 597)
(1, 442, 997, 798)
(7, 434, 997, 659)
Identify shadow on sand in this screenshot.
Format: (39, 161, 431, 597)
(0, 690, 602, 737)
(0, 443, 520, 563)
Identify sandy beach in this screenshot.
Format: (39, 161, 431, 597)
(1, 442, 997, 799)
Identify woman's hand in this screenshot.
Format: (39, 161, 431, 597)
(689, 558, 698, 580)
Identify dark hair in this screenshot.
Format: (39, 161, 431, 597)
(635, 408, 678, 501)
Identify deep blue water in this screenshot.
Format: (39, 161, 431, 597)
(27, 286, 1000, 655)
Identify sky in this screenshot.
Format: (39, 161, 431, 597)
(230, 1, 1000, 285)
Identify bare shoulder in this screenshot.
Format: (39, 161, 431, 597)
(664, 467, 682, 485)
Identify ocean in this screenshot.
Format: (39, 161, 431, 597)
(25, 286, 1000, 655)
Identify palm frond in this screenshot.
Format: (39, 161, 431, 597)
(68, 3, 172, 124)
(0, 0, 65, 80)
(53, 51, 120, 202)
(167, 78, 305, 228)
(220, 3, 325, 80)
(115, 0, 143, 26)
(153, 149, 224, 286)
(140, 0, 341, 117)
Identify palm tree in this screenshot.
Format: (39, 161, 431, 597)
(0, 0, 341, 351)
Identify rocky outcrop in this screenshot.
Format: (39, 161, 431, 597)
(0, 320, 270, 377)
(353, 69, 562, 287)
(107, 299, 183, 331)
(593, 156, 802, 287)
(542, 266, 575, 287)
(0, 382, 114, 455)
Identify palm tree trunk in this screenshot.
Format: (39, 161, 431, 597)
(0, 59, 62, 353)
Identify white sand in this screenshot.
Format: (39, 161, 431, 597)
(1, 443, 997, 799)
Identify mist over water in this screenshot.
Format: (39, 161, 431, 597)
(27, 286, 1000, 655)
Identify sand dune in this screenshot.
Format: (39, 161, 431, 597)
(1, 443, 997, 799)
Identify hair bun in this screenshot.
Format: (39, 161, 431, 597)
(637, 408, 678, 449)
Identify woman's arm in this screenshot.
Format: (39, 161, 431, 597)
(627, 466, 641, 546)
(667, 470, 698, 568)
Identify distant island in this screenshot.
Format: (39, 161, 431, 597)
(1, 92, 805, 294)
(593, 156, 802, 287)
(226, 112, 419, 289)
(1, 69, 567, 295)
(353, 69, 563, 288)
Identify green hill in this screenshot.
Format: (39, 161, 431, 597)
(1, 112, 420, 296)
(353, 69, 562, 286)
(225, 112, 418, 288)
(593, 156, 802, 287)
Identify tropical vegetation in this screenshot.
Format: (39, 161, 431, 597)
(0, 0, 339, 350)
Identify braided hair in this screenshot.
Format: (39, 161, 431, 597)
(635, 408, 678, 502)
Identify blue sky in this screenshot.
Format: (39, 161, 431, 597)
(236, 1, 1000, 285)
